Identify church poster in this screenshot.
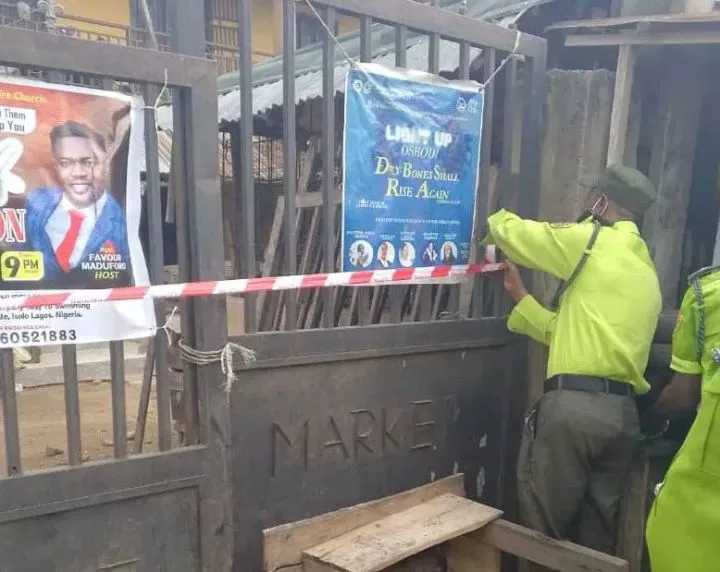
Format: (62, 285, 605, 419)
(0, 77, 155, 347)
(342, 63, 484, 272)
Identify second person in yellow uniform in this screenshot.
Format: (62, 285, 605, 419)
(646, 266, 720, 571)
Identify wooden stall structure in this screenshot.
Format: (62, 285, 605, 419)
(547, 2, 720, 570)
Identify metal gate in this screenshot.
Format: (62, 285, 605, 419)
(0, 0, 546, 570)
(219, 0, 548, 569)
(0, 1, 234, 570)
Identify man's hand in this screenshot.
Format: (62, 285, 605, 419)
(503, 261, 528, 303)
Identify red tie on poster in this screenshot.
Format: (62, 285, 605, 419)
(56, 210, 85, 273)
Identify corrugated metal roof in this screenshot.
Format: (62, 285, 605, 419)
(137, 129, 171, 174)
(156, 0, 554, 131)
(142, 129, 283, 181)
(139, 129, 233, 177)
(214, 37, 479, 126)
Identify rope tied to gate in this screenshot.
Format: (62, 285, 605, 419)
(139, 67, 169, 113)
(160, 306, 257, 393)
(177, 338, 256, 393)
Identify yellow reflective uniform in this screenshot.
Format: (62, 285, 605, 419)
(484, 209, 661, 393)
(646, 268, 720, 572)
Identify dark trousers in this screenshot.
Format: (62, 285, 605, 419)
(517, 389, 639, 562)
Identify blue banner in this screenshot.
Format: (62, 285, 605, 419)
(342, 63, 484, 272)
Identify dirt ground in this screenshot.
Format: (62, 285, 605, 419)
(0, 380, 164, 473)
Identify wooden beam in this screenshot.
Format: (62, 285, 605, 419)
(262, 475, 465, 572)
(566, 30, 720, 47)
(307, 0, 546, 57)
(616, 449, 650, 572)
(477, 520, 630, 572)
(643, 51, 706, 306)
(302, 494, 502, 571)
(607, 46, 636, 165)
(296, 191, 342, 209)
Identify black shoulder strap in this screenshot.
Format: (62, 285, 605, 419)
(550, 219, 602, 311)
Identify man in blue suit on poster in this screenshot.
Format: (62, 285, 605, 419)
(26, 121, 132, 288)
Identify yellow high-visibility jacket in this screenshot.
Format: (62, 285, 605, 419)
(484, 209, 660, 393)
(647, 266, 720, 572)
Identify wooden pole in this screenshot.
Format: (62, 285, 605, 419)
(607, 46, 635, 166)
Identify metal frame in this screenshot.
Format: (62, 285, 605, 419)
(230, 318, 520, 567)
(229, 0, 547, 331)
(0, 4, 232, 568)
(312, 0, 545, 56)
(222, 0, 548, 567)
(0, 0, 547, 568)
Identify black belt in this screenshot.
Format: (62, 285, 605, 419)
(545, 375, 633, 396)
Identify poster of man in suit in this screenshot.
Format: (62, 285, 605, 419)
(0, 78, 155, 347)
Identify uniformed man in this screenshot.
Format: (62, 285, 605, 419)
(482, 164, 661, 556)
(645, 266, 720, 571)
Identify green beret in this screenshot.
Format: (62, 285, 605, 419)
(580, 164, 656, 216)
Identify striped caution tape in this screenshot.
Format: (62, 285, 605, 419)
(0, 261, 505, 310)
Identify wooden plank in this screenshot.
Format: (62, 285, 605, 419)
(263, 475, 464, 572)
(607, 46, 635, 165)
(297, 190, 342, 208)
(132, 338, 156, 455)
(257, 196, 286, 329)
(302, 494, 502, 572)
(616, 449, 650, 572)
(565, 30, 720, 47)
(644, 51, 706, 307)
(624, 85, 641, 168)
(548, 12, 720, 32)
(447, 535, 501, 572)
(476, 520, 629, 572)
(263, 139, 320, 331)
(547, 16, 648, 31)
(295, 207, 321, 328)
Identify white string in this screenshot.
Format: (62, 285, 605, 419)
(303, 0, 357, 68)
(141, 67, 169, 112)
(481, 30, 522, 89)
(159, 304, 178, 347)
(158, 305, 256, 393)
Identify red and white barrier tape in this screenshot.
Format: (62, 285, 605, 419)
(0, 261, 505, 311)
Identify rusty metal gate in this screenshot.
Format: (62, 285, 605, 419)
(218, 0, 548, 569)
(0, 0, 546, 570)
(0, 1, 234, 570)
